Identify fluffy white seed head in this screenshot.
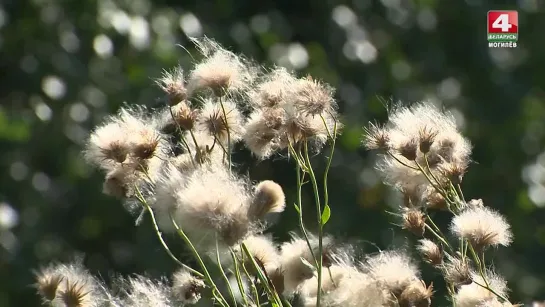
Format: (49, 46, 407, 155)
(196, 98, 244, 146)
(364, 250, 420, 294)
(369, 102, 472, 191)
(454, 271, 509, 307)
(242, 108, 286, 159)
(291, 76, 336, 116)
(298, 265, 349, 307)
(171, 268, 205, 305)
(417, 239, 443, 266)
(121, 276, 171, 307)
(155, 66, 187, 105)
(168, 166, 253, 247)
(85, 121, 131, 170)
(237, 235, 280, 274)
(451, 206, 513, 250)
(282, 106, 339, 148)
(279, 236, 316, 294)
(320, 266, 391, 307)
(249, 67, 297, 109)
(443, 256, 472, 286)
(187, 37, 255, 96)
(35, 262, 105, 307)
(398, 280, 434, 307)
(248, 180, 286, 220)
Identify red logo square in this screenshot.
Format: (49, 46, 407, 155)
(487, 11, 518, 34)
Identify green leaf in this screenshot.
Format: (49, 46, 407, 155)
(321, 205, 331, 225)
(293, 203, 301, 215)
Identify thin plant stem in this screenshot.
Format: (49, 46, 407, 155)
(229, 249, 250, 306)
(295, 162, 318, 267)
(188, 128, 200, 150)
(472, 280, 510, 303)
(239, 257, 260, 306)
(456, 184, 466, 203)
(133, 186, 203, 277)
(216, 238, 237, 306)
(387, 152, 419, 170)
(302, 141, 323, 307)
(169, 215, 229, 307)
(287, 142, 308, 172)
(322, 120, 337, 213)
(415, 161, 454, 205)
(425, 224, 453, 255)
(241, 243, 283, 306)
(218, 95, 232, 172)
(466, 242, 510, 303)
(425, 214, 454, 254)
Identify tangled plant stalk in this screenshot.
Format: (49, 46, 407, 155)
(34, 38, 518, 307)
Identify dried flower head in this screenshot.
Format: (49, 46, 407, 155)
(60, 280, 92, 307)
(402, 208, 426, 237)
(438, 161, 468, 185)
(398, 280, 433, 307)
(417, 239, 442, 266)
(196, 99, 244, 146)
(85, 122, 130, 169)
(363, 123, 390, 151)
(188, 38, 255, 96)
(164, 166, 253, 247)
(248, 180, 286, 220)
(451, 206, 513, 251)
(243, 108, 285, 159)
(35, 267, 64, 302)
(172, 268, 205, 304)
(418, 126, 438, 154)
(102, 166, 136, 198)
(156, 67, 187, 105)
(365, 250, 420, 294)
(424, 187, 448, 210)
(454, 271, 509, 307)
(370, 102, 472, 192)
(250, 67, 297, 108)
(443, 256, 472, 286)
(169, 101, 198, 131)
(283, 108, 338, 147)
(291, 76, 336, 116)
(397, 137, 419, 161)
(238, 235, 279, 275)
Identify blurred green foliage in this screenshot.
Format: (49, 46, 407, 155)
(1, 0, 544, 306)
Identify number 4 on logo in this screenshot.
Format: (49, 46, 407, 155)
(487, 11, 518, 35)
(492, 14, 512, 32)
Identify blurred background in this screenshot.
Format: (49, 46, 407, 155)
(1, 0, 545, 306)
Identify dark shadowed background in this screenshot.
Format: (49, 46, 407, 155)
(1, 0, 545, 306)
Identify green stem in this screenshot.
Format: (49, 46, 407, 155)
(295, 160, 318, 267)
(229, 249, 250, 306)
(133, 187, 203, 277)
(424, 224, 453, 255)
(241, 243, 283, 306)
(216, 239, 237, 306)
(219, 96, 232, 173)
(303, 141, 323, 307)
(170, 215, 229, 307)
(239, 256, 260, 306)
(466, 242, 510, 303)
